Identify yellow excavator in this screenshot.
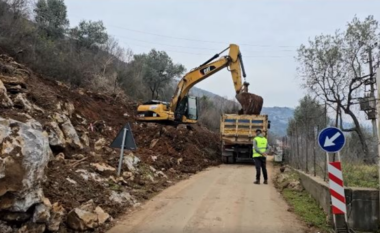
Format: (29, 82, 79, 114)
(136, 44, 263, 124)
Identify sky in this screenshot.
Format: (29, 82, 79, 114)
(65, 0, 380, 108)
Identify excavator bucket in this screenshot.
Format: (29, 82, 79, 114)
(236, 92, 263, 115)
(235, 82, 263, 115)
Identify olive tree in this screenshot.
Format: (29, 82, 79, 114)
(296, 15, 380, 160)
(34, 0, 69, 38)
(70, 20, 108, 48)
(134, 50, 185, 99)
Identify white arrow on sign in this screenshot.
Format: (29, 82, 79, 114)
(324, 132, 341, 147)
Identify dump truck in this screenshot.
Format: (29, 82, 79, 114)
(220, 114, 270, 163)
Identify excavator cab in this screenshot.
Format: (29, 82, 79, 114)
(174, 96, 198, 122)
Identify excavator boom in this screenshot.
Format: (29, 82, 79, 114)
(171, 44, 262, 115)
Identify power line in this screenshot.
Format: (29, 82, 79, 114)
(67, 15, 293, 58)
(120, 40, 293, 58)
(115, 35, 218, 51)
(114, 34, 296, 53)
(120, 41, 210, 56)
(68, 14, 298, 50)
(109, 25, 298, 48)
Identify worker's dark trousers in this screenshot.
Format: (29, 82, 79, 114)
(254, 157, 268, 181)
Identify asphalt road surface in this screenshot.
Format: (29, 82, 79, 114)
(108, 160, 307, 233)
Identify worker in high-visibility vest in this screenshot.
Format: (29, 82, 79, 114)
(253, 129, 268, 184)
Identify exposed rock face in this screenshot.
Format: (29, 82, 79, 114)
(109, 191, 136, 205)
(90, 163, 116, 172)
(0, 80, 13, 107)
(52, 113, 83, 149)
(67, 200, 109, 231)
(32, 203, 50, 223)
(94, 138, 107, 151)
(0, 74, 27, 94)
(61, 119, 83, 149)
(123, 152, 140, 172)
(63, 102, 75, 118)
(95, 206, 110, 225)
(47, 203, 65, 232)
(0, 117, 50, 212)
(46, 121, 66, 149)
(13, 93, 32, 111)
(80, 133, 90, 147)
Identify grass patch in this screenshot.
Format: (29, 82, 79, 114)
(275, 169, 330, 232)
(108, 182, 122, 191)
(342, 163, 378, 189)
(283, 188, 330, 231)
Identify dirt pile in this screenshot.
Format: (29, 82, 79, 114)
(0, 54, 221, 232)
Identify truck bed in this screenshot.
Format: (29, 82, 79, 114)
(220, 114, 268, 144)
(220, 114, 269, 163)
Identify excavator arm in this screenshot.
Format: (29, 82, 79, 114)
(170, 44, 243, 112)
(170, 44, 262, 118)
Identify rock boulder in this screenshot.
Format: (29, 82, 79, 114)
(46, 121, 65, 149)
(0, 80, 13, 107)
(67, 200, 109, 231)
(0, 117, 50, 212)
(47, 203, 65, 232)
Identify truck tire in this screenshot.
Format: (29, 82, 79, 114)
(222, 156, 228, 164)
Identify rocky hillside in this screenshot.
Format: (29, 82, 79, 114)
(0, 55, 221, 233)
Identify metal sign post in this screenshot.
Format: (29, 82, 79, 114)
(318, 127, 348, 232)
(110, 123, 137, 177)
(117, 128, 127, 176)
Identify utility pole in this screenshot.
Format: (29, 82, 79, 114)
(375, 67, 380, 224)
(368, 46, 378, 138)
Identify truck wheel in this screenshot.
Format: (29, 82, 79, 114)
(222, 156, 228, 164)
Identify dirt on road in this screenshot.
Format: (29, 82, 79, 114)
(108, 160, 308, 233)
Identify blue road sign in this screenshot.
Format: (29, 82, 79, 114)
(318, 127, 346, 153)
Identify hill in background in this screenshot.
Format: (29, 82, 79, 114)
(190, 87, 294, 136)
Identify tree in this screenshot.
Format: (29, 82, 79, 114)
(287, 96, 326, 171)
(293, 96, 326, 136)
(0, 0, 30, 42)
(70, 20, 108, 48)
(134, 50, 185, 99)
(296, 15, 380, 159)
(34, 0, 69, 38)
(5, 0, 30, 19)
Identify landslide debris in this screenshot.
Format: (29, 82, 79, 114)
(0, 54, 220, 232)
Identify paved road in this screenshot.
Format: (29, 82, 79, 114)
(108, 160, 307, 233)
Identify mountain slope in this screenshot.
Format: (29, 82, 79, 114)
(190, 87, 294, 136)
(261, 107, 294, 136)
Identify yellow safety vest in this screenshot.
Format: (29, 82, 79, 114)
(253, 136, 268, 158)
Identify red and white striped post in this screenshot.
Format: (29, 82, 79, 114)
(328, 161, 347, 218)
(319, 128, 348, 231)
